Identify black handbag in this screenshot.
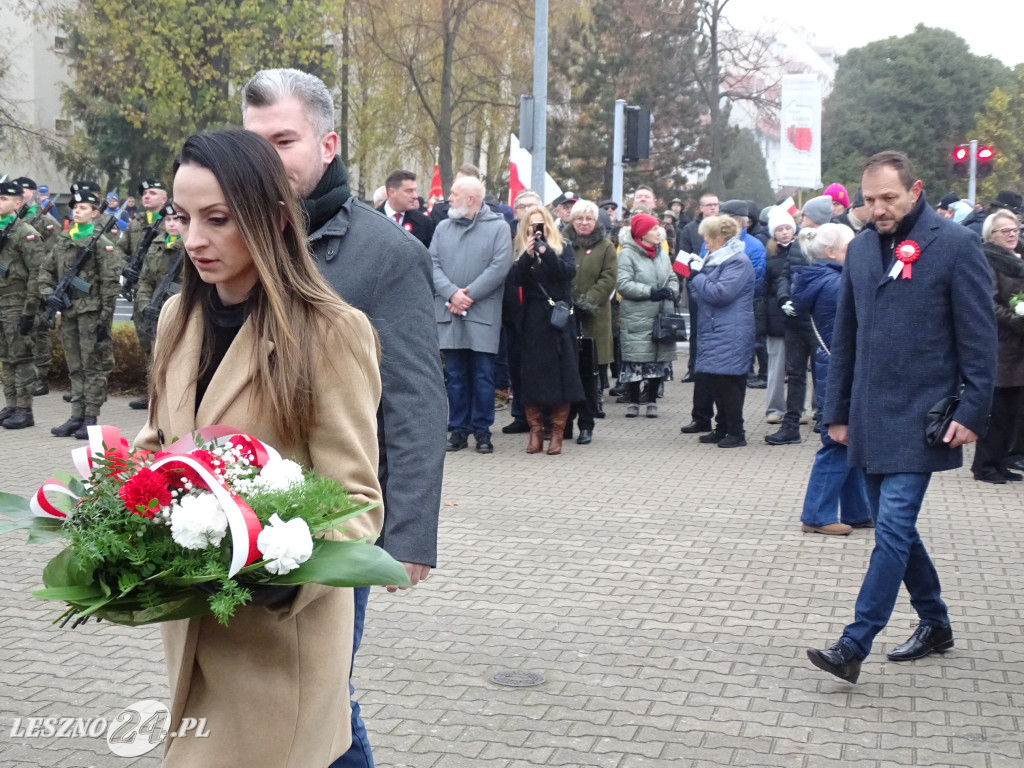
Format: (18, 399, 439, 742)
(925, 395, 960, 448)
(653, 312, 688, 342)
(535, 278, 574, 330)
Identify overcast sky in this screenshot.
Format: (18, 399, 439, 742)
(728, 0, 1022, 68)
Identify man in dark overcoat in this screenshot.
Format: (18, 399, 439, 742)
(807, 151, 997, 684)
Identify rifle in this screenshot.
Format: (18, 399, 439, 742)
(0, 203, 31, 278)
(137, 247, 184, 340)
(38, 207, 120, 329)
(120, 216, 163, 301)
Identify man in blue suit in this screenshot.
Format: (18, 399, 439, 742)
(807, 151, 997, 684)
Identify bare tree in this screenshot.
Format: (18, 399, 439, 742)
(687, 0, 781, 194)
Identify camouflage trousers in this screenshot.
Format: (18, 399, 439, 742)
(0, 308, 35, 408)
(133, 297, 153, 360)
(59, 311, 113, 417)
(33, 317, 52, 383)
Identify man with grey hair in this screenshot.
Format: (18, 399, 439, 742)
(431, 175, 512, 453)
(242, 67, 447, 768)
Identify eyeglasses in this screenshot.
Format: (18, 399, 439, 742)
(993, 227, 1020, 237)
(700, 203, 719, 209)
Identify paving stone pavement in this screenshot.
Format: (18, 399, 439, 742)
(1, 376, 1023, 767)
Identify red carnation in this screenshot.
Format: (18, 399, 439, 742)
(191, 449, 226, 476)
(119, 468, 173, 518)
(228, 435, 265, 468)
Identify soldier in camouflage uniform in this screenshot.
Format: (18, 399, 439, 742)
(118, 178, 168, 410)
(0, 180, 44, 429)
(38, 188, 120, 438)
(14, 177, 58, 397)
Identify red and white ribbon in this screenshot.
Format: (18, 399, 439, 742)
(149, 454, 262, 577)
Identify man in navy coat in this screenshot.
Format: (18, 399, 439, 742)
(807, 151, 997, 684)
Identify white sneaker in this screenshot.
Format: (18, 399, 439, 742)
(766, 413, 782, 424)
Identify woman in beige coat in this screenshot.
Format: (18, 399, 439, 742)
(134, 128, 384, 768)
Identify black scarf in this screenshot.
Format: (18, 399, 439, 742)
(565, 222, 607, 250)
(984, 240, 1024, 278)
(301, 157, 352, 234)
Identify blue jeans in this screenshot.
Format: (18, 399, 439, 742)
(800, 434, 872, 527)
(443, 349, 496, 438)
(842, 473, 948, 659)
(328, 586, 373, 768)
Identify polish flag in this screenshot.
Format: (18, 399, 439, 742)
(428, 164, 443, 208)
(780, 196, 798, 217)
(509, 134, 562, 206)
(673, 254, 691, 278)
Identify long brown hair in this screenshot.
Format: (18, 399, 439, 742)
(149, 128, 376, 444)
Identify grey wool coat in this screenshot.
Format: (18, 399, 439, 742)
(616, 241, 679, 363)
(824, 201, 997, 474)
(430, 206, 513, 354)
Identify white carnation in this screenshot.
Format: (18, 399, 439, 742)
(169, 493, 229, 549)
(1015, 302, 1024, 317)
(252, 458, 305, 492)
(257, 514, 313, 575)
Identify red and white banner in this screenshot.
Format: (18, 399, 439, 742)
(779, 75, 822, 189)
(509, 134, 562, 206)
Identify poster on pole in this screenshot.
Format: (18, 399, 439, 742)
(778, 75, 822, 189)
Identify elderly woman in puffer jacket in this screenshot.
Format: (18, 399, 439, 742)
(615, 212, 679, 419)
(677, 214, 755, 447)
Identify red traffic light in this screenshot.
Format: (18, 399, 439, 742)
(977, 146, 994, 161)
(953, 146, 969, 162)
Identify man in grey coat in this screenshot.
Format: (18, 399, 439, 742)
(807, 151, 997, 684)
(242, 68, 447, 768)
(431, 175, 513, 454)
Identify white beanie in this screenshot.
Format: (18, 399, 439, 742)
(767, 207, 796, 239)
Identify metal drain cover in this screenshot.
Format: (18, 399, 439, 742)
(490, 670, 545, 687)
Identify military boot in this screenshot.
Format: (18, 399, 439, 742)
(63, 392, 72, 402)
(2, 408, 34, 429)
(34, 381, 49, 396)
(128, 395, 148, 410)
(0, 405, 15, 422)
(74, 415, 98, 440)
(52, 415, 85, 437)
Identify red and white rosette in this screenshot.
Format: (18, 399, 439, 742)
(891, 240, 920, 280)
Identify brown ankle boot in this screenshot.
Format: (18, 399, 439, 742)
(525, 404, 544, 454)
(547, 403, 570, 455)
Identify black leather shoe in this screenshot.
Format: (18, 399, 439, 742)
(129, 395, 149, 410)
(608, 383, 625, 396)
(576, 429, 593, 445)
(52, 416, 84, 437)
(445, 432, 468, 452)
(680, 420, 712, 434)
(698, 429, 726, 444)
(807, 642, 861, 683)
(74, 415, 98, 440)
(1007, 455, 1024, 472)
(593, 404, 605, 419)
(33, 381, 49, 396)
(2, 407, 34, 429)
(63, 392, 72, 402)
(1001, 469, 1023, 482)
(717, 434, 746, 448)
(765, 425, 802, 445)
(475, 436, 494, 454)
(886, 624, 953, 661)
(974, 471, 1006, 485)
(501, 419, 529, 434)
(681, 372, 694, 383)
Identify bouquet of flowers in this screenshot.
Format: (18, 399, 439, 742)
(0, 425, 408, 627)
(1010, 292, 1024, 317)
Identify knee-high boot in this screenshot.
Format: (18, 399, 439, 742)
(547, 403, 570, 455)
(525, 404, 544, 454)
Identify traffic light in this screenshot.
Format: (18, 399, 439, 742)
(624, 106, 651, 162)
(953, 145, 969, 177)
(977, 145, 994, 177)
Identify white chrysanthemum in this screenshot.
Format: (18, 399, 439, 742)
(252, 458, 305, 492)
(257, 514, 313, 575)
(169, 493, 229, 549)
(1015, 302, 1024, 317)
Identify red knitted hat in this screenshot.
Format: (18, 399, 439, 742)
(630, 212, 659, 241)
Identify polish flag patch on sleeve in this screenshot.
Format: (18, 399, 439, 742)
(105, 245, 115, 251)
(26, 235, 36, 241)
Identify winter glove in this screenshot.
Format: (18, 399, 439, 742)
(649, 286, 673, 302)
(781, 300, 797, 317)
(44, 294, 64, 314)
(91, 322, 110, 343)
(17, 314, 34, 335)
(687, 255, 705, 274)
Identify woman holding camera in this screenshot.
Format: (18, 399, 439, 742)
(511, 205, 584, 454)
